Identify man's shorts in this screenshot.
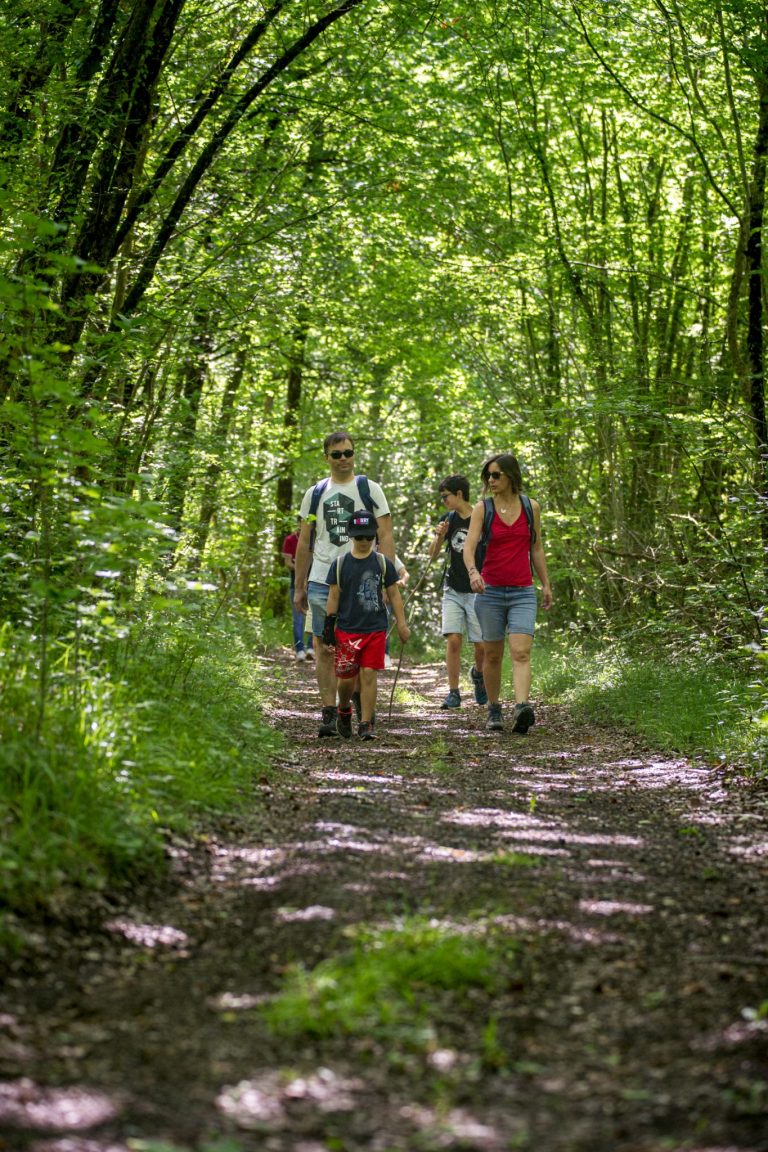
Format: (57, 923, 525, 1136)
(474, 584, 537, 641)
(335, 629, 386, 679)
(307, 580, 330, 637)
(441, 586, 482, 643)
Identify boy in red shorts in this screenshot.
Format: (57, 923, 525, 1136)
(322, 510, 410, 739)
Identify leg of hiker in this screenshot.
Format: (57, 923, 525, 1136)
(359, 666, 377, 724)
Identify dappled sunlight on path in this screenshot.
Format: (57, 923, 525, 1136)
(1, 651, 767, 1152)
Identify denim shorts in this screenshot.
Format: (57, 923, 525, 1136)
(474, 584, 537, 641)
(307, 580, 330, 637)
(441, 586, 482, 643)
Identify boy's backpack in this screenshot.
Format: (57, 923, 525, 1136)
(474, 494, 536, 572)
(334, 550, 387, 588)
(307, 475, 378, 551)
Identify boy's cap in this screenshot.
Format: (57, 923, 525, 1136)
(347, 510, 378, 537)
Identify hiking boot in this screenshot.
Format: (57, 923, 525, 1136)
(486, 702, 503, 731)
(470, 665, 488, 706)
(441, 689, 461, 709)
(511, 702, 535, 734)
(358, 721, 376, 740)
(351, 691, 362, 723)
(318, 705, 339, 737)
(336, 708, 353, 738)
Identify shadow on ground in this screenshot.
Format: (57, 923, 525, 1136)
(1, 653, 767, 1152)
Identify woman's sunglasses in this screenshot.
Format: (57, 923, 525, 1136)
(329, 449, 355, 459)
(487, 470, 503, 480)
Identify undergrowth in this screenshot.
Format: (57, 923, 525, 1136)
(533, 634, 765, 775)
(0, 607, 281, 947)
(262, 917, 517, 1054)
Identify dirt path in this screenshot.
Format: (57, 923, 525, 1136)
(2, 653, 768, 1152)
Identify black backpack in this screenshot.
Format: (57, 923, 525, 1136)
(474, 494, 535, 571)
(307, 475, 378, 551)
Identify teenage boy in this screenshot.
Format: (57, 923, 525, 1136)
(294, 430, 396, 736)
(429, 474, 487, 709)
(323, 510, 410, 739)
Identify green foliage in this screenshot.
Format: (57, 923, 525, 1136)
(535, 635, 764, 773)
(262, 918, 517, 1048)
(0, 605, 281, 922)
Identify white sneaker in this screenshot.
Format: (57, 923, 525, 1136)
(295, 650, 307, 662)
(305, 649, 315, 661)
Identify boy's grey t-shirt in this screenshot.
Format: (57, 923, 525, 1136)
(326, 552, 399, 633)
(299, 478, 389, 585)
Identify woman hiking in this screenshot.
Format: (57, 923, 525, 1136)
(463, 454, 553, 733)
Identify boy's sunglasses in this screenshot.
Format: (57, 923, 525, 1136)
(329, 449, 354, 459)
(487, 470, 503, 480)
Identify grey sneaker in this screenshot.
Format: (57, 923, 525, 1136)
(511, 702, 535, 734)
(470, 665, 488, 706)
(318, 705, 339, 737)
(441, 689, 461, 709)
(486, 703, 503, 731)
(336, 708, 353, 738)
(358, 721, 375, 740)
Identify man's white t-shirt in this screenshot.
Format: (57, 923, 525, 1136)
(299, 478, 389, 585)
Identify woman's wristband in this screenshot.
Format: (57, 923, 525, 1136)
(468, 566, 478, 574)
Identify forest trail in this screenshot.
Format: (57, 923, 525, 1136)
(2, 652, 767, 1152)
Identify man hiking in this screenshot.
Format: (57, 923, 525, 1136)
(294, 430, 396, 736)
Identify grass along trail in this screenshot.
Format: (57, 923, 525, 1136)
(1, 649, 767, 1152)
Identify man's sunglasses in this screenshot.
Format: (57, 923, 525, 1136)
(487, 470, 503, 480)
(329, 449, 354, 459)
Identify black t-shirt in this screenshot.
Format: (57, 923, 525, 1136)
(326, 552, 399, 633)
(441, 512, 472, 594)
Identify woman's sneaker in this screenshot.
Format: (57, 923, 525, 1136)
(358, 721, 375, 740)
(470, 666, 488, 705)
(318, 705, 339, 737)
(336, 708, 353, 738)
(486, 703, 503, 731)
(441, 689, 461, 709)
(511, 702, 535, 734)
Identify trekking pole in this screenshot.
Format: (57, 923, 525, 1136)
(386, 548, 439, 719)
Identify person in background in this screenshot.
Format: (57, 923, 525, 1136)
(429, 474, 486, 709)
(462, 454, 552, 733)
(281, 518, 313, 661)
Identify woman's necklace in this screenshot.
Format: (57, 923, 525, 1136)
(495, 495, 516, 515)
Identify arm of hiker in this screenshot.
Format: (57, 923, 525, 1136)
(531, 500, 553, 610)
(386, 582, 411, 644)
(463, 502, 485, 592)
(293, 520, 312, 613)
(375, 513, 396, 564)
(323, 582, 340, 647)
(281, 550, 295, 571)
(428, 516, 449, 560)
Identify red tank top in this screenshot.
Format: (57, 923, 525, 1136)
(482, 507, 532, 587)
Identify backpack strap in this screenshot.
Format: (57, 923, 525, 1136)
(307, 475, 379, 551)
(354, 474, 379, 513)
(336, 550, 386, 591)
(520, 494, 536, 549)
(475, 495, 535, 572)
(307, 478, 330, 552)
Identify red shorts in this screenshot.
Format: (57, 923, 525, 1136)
(335, 629, 387, 679)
